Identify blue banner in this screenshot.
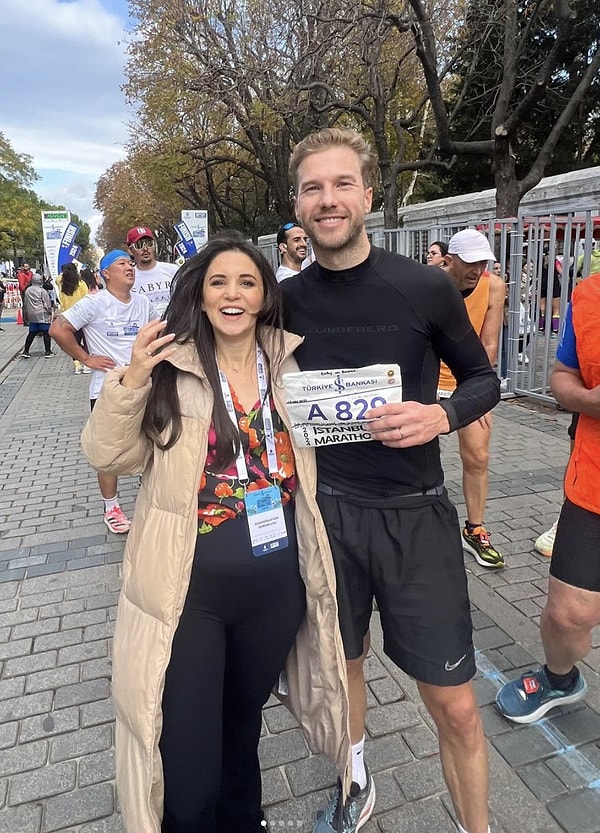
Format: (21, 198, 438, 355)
(174, 221, 197, 259)
(57, 223, 80, 272)
(174, 240, 188, 259)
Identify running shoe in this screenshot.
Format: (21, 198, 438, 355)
(496, 666, 587, 724)
(534, 520, 557, 558)
(82, 366, 91, 374)
(44, 351, 56, 358)
(74, 367, 82, 375)
(103, 506, 132, 534)
(462, 526, 505, 568)
(21, 352, 31, 359)
(313, 766, 375, 833)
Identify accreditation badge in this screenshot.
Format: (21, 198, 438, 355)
(245, 485, 288, 557)
(282, 364, 403, 448)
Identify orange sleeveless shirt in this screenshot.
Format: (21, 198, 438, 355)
(438, 272, 491, 394)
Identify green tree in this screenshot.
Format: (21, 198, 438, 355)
(1, 133, 91, 267)
(0, 133, 40, 263)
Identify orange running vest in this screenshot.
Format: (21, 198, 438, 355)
(564, 272, 600, 514)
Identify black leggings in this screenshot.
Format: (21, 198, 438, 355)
(159, 503, 305, 833)
(24, 328, 51, 353)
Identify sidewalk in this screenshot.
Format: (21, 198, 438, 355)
(1, 320, 599, 833)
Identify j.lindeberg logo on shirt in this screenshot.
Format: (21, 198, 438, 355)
(305, 324, 400, 335)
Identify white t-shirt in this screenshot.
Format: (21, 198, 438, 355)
(133, 261, 178, 315)
(63, 291, 158, 400)
(275, 264, 300, 283)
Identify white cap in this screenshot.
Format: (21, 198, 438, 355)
(447, 229, 495, 263)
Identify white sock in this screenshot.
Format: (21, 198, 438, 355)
(351, 736, 367, 789)
(103, 495, 119, 513)
(457, 824, 490, 833)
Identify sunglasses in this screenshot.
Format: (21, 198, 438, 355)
(130, 238, 155, 250)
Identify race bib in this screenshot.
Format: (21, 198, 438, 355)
(282, 364, 402, 448)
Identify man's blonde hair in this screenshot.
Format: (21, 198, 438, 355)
(290, 127, 377, 190)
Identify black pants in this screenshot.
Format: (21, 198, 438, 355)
(24, 327, 51, 353)
(159, 503, 305, 833)
(20, 290, 28, 324)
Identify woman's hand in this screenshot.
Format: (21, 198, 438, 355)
(121, 320, 177, 390)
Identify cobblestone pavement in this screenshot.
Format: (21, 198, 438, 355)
(1, 320, 599, 833)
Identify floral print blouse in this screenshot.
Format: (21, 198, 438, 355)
(197, 386, 297, 534)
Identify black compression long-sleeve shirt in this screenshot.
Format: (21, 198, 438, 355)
(282, 247, 500, 497)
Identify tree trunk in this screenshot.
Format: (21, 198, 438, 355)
(493, 133, 520, 218)
(381, 170, 399, 229)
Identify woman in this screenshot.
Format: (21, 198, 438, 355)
(56, 262, 90, 373)
(426, 240, 448, 266)
(81, 233, 350, 833)
(81, 266, 102, 294)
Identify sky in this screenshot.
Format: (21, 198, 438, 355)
(1, 0, 132, 241)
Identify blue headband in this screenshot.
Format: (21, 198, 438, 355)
(100, 249, 130, 272)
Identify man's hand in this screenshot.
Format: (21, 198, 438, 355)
(365, 401, 450, 447)
(84, 355, 118, 372)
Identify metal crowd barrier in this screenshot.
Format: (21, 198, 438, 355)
(261, 210, 600, 404)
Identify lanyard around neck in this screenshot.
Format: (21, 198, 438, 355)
(217, 344, 278, 482)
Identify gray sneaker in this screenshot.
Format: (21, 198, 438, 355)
(313, 766, 375, 832)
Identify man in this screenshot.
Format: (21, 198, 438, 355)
(126, 226, 178, 315)
(50, 250, 158, 534)
(17, 263, 33, 325)
(21, 274, 54, 358)
(282, 128, 499, 833)
(495, 270, 600, 723)
(438, 230, 506, 568)
(275, 222, 308, 282)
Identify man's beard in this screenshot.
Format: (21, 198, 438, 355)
(305, 215, 364, 253)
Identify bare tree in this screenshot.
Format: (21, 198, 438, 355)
(408, 0, 600, 216)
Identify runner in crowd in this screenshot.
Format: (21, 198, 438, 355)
(56, 262, 90, 374)
(426, 240, 448, 267)
(49, 250, 158, 534)
(126, 226, 178, 315)
(282, 127, 499, 833)
(439, 230, 506, 569)
(496, 271, 600, 723)
(275, 223, 308, 282)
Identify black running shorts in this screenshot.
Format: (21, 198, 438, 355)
(316, 488, 475, 686)
(551, 498, 600, 592)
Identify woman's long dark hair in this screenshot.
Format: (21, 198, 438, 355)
(60, 262, 80, 296)
(142, 231, 285, 471)
(80, 268, 98, 291)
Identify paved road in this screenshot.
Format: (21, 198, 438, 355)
(1, 320, 599, 833)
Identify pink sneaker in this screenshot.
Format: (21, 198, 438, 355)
(103, 506, 132, 534)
